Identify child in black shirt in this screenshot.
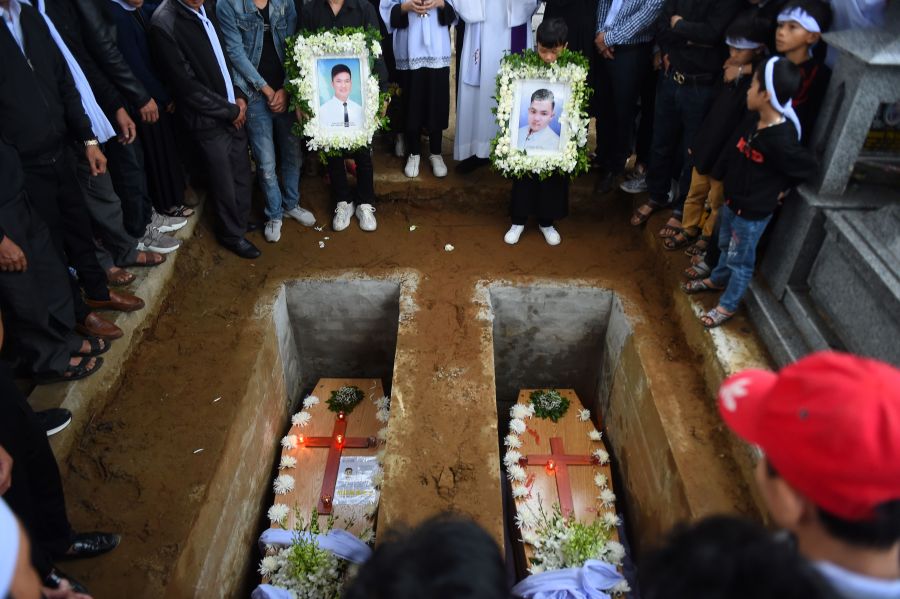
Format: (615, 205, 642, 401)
(682, 57, 816, 328)
(668, 12, 770, 254)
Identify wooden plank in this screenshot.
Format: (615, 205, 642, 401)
(274, 378, 384, 536)
(511, 389, 620, 569)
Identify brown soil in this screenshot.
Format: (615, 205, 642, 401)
(60, 150, 750, 597)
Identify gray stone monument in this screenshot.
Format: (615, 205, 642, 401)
(746, 6, 900, 367)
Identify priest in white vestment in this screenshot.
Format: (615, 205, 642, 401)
(453, 0, 539, 168)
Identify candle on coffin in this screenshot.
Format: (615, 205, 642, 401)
(297, 434, 305, 445)
(546, 459, 557, 475)
(336, 434, 344, 446)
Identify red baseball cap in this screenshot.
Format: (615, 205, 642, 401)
(718, 351, 900, 521)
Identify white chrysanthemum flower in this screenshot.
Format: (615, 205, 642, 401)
(515, 510, 537, 530)
(577, 409, 591, 422)
(507, 464, 527, 483)
(594, 473, 608, 489)
(605, 540, 626, 565)
(504, 434, 522, 449)
(611, 580, 631, 594)
(510, 403, 531, 420)
(259, 555, 279, 577)
(522, 530, 540, 545)
(291, 411, 312, 427)
(375, 408, 390, 423)
(599, 488, 616, 507)
(593, 448, 610, 464)
(588, 430, 603, 442)
(273, 474, 295, 495)
(279, 456, 297, 470)
(602, 511, 621, 529)
(377, 427, 388, 441)
(503, 450, 522, 467)
(509, 418, 526, 435)
(303, 395, 320, 409)
(374, 395, 390, 410)
(280, 435, 298, 450)
(511, 484, 529, 499)
(268, 503, 290, 524)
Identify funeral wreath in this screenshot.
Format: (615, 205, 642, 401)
(327, 385, 365, 414)
(529, 389, 570, 422)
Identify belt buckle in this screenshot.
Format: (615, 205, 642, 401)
(673, 71, 686, 85)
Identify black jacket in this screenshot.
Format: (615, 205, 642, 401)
(655, 0, 742, 76)
(300, 0, 389, 91)
(43, 0, 126, 118)
(719, 113, 817, 219)
(691, 74, 752, 175)
(793, 58, 831, 147)
(110, 2, 171, 105)
(0, 4, 94, 162)
(73, 0, 152, 110)
(149, 0, 245, 134)
(543, 0, 600, 57)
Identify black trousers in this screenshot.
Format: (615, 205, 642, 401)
(0, 360, 73, 577)
(194, 126, 253, 245)
(326, 148, 375, 208)
(22, 149, 111, 321)
(105, 137, 153, 239)
(0, 194, 78, 377)
(595, 42, 654, 175)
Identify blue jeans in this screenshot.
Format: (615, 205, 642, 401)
(246, 94, 302, 221)
(709, 206, 772, 313)
(645, 72, 715, 217)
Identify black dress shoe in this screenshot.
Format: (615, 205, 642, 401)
(246, 222, 260, 232)
(44, 568, 91, 593)
(222, 237, 261, 259)
(57, 531, 121, 560)
(455, 156, 490, 174)
(594, 171, 615, 194)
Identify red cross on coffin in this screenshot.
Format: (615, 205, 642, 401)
(522, 436, 599, 518)
(275, 378, 384, 534)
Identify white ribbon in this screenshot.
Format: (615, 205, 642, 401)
(511, 560, 626, 599)
(726, 36, 764, 50)
(178, 1, 235, 104)
(23, 0, 116, 142)
(0, 500, 17, 599)
(777, 6, 821, 32)
(764, 56, 802, 140)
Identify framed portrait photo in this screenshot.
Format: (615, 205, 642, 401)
(286, 30, 386, 155)
(491, 50, 592, 179)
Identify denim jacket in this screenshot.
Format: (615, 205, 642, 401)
(216, 0, 297, 97)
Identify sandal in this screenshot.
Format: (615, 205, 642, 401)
(658, 218, 682, 239)
(133, 251, 166, 267)
(664, 231, 697, 251)
(685, 237, 710, 257)
(74, 336, 110, 358)
(681, 279, 723, 294)
(106, 267, 135, 287)
(34, 356, 103, 385)
(162, 205, 195, 218)
(630, 202, 660, 226)
(683, 260, 711, 280)
(701, 307, 734, 329)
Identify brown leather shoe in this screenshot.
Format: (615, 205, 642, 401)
(84, 290, 145, 312)
(75, 312, 123, 340)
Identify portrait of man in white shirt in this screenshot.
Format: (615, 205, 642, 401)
(318, 62, 364, 129)
(517, 88, 561, 153)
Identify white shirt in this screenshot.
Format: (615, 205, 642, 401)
(318, 95, 364, 129)
(517, 125, 560, 152)
(815, 561, 900, 599)
(1, 0, 24, 53)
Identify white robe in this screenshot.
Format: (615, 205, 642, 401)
(453, 0, 538, 160)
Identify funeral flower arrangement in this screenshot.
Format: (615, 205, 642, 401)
(529, 389, 570, 422)
(259, 509, 370, 599)
(285, 28, 390, 157)
(327, 385, 364, 414)
(490, 49, 591, 180)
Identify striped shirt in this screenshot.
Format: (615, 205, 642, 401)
(596, 0, 666, 46)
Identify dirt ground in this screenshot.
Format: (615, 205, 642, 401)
(58, 142, 752, 596)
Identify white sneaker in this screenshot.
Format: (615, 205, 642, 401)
(394, 134, 406, 158)
(333, 201, 354, 232)
(355, 203, 377, 232)
(150, 209, 188, 233)
(264, 219, 282, 243)
(137, 226, 181, 253)
(404, 155, 420, 178)
(429, 154, 448, 178)
(284, 206, 316, 227)
(540, 225, 561, 246)
(504, 224, 525, 245)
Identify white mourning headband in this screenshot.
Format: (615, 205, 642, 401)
(726, 37, 765, 50)
(764, 56, 802, 140)
(777, 6, 821, 33)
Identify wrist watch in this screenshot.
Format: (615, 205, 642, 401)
(84, 138, 100, 147)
